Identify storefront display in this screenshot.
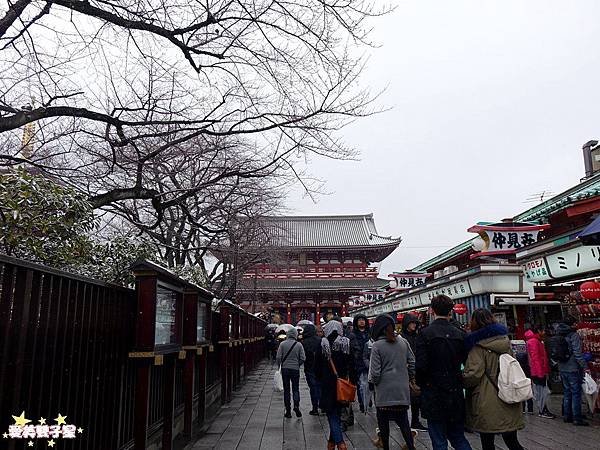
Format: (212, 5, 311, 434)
(579, 325, 600, 412)
(564, 285, 600, 412)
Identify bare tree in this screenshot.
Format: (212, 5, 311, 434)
(98, 134, 286, 293)
(0, 0, 388, 228)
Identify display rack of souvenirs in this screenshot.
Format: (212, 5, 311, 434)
(575, 281, 600, 412)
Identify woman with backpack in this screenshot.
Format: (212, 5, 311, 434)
(463, 309, 525, 450)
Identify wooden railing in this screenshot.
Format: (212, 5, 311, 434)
(0, 255, 266, 450)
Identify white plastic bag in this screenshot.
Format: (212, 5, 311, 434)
(273, 366, 284, 392)
(582, 373, 598, 395)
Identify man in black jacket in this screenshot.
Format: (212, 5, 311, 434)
(349, 314, 371, 413)
(301, 323, 322, 415)
(415, 295, 472, 450)
(401, 314, 426, 431)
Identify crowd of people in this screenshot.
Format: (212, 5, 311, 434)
(266, 294, 592, 450)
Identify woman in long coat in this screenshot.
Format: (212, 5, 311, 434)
(463, 309, 525, 450)
(315, 319, 356, 450)
(368, 314, 416, 450)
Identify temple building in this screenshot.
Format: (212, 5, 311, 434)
(235, 214, 401, 323)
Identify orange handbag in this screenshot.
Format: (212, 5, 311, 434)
(329, 359, 357, 404)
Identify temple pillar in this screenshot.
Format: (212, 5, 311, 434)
(286, 302, 291, 323)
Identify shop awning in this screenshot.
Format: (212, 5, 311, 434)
(578, 215, 600, 245)
(497, 299, 561, 306)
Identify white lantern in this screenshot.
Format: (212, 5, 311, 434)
(471, 236, 486, 252)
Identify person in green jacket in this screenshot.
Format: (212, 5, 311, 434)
(463, 309, 525, 450)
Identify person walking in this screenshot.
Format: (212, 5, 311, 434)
(349, 314, 371, 413)
(368, 314, 416, 450)
(463, 309, 525, 450)
(266, 328, 277, 362)
(315, 319, 355, 450)
(555, 316, 590, 426)
(514, 341, 534, 415)
(276, 327, 306, 418)
(401, 314, 426, 431)
(415, 295, 472, 450)
(301, 323, 322, 415)
(524, 326, 554, 418)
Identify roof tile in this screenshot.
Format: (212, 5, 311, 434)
(261, 214, 401, 249)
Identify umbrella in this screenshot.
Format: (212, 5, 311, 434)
(275, 323, 294, 334)
(297, 319, 314, 326)
(341, 317, 353, 326)
(265, 323, 278, 330)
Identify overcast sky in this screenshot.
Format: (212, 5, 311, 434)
(287, 0, 600, 276)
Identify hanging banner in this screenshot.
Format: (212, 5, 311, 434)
(357, 291, 386, 304)
(388, 271, 431, 289)
(468, 223, 550, 258)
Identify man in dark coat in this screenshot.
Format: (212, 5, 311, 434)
(266, 328, 277, 362)
(415, 295, 472, 450)
(349, 314, 370, 413)
(301, 323, 322, 415)
(401, 314, 426, 431)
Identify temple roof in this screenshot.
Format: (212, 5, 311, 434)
(237, 276, 389, 292)
(260, 214, 401, 250)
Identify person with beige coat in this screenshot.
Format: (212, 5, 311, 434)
(463, 309, 525, 450)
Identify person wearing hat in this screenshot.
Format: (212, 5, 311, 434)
(276, 327, 306, 418)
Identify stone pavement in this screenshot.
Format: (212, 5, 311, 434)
(190, 361, 600, 449)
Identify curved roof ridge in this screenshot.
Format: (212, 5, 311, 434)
(262, 213, 374, 220)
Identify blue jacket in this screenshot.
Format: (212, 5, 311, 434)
(556, 323, 587, 372)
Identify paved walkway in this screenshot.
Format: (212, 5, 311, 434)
(191, 361, 600, 449)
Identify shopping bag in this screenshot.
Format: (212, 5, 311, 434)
(582, 373, 598, 395)
(273, 366, 284, 392)
(329, 359, 356, 404)
(359, 372, 370, 414)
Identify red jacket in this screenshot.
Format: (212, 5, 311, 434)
(524, 330, 550, 378)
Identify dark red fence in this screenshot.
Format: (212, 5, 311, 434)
(0, 255, 266, 450)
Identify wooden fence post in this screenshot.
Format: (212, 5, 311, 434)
(219, 304, 230, 404)
(182, 289, 198, 438)
(162, 354, 176, 450)
(132, 274, 156, 450)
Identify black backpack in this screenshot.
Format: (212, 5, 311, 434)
(549, 334, 571, 362)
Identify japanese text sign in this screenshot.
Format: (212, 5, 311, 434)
(522, 245, 600, 281)
(468, 223, 550, 258)
(388, 272, 430, 290)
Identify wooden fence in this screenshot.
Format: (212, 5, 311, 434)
(0, 255, 266, 450)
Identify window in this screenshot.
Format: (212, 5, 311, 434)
(197, 303, 207, 342)
(155, 286, 179, 345)
(299, 253, 307, 266)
